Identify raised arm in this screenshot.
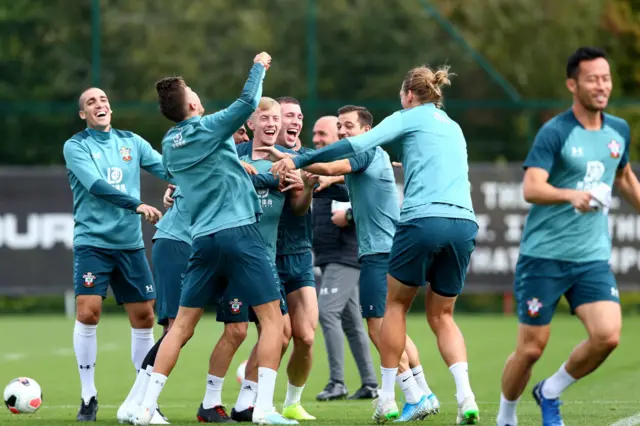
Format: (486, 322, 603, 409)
(290, 112, 403, 169)
(201, 53, 270, 141)
(137, 135, 174, 183)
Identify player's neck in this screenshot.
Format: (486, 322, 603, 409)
(88, 124, 111, 133)
(572, 103, 602, 131)
(252, 138, 271, 160)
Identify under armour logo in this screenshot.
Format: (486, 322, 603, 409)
(243, 385, 252, 390)
(207, 380, 214, 385)
(155, 380, 164, 387)
(79, 364, 94, 370)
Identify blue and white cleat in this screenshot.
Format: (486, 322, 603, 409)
(427, 393, 440, 414)
(394, 395, 432, 422)
(252, 406, 299, 425)
(532, 380, 565, 426)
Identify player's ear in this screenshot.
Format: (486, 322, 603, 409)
(363, 125, 372, 132)
(565, 78, 577, 94)
(79, 110, 86, 120)
(246, 119, 255, 131)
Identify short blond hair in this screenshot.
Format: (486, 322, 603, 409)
(257, 97, 280, 111)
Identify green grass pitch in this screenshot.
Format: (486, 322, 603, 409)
(1, 314, 639, 425)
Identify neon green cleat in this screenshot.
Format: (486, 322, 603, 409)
(456, 396, 480, 425)
(282, 403, 316, 420)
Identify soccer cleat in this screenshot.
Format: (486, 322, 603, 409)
(282, 402, 316, 420)
(315, 381, 348, 401)
(132, 407, 153, 426)
(117, 402, 133, 424)
(532, 380, 565, 426)
(231, 406, 254, 422)
(427, 393, 440, 414)
(456, 396, 480, 425)
(150, 407, 170, 424)
(347, 384, 379, 400)
(77, 396, 98, 422)
(372, 396, 400, 424)
(252, 406, 299, 424)
(197, 404, 235, 423)
(394, 394, 432, 422)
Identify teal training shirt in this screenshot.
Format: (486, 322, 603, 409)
(153, 186, 191, 245)
(520, 109, 630, 262)
(240, 155, 287, 261)
(345, 147, 399, 258)
(63, 128, 170, 249)
(293, 103, 476, 224)
(161, 63, 266, 240)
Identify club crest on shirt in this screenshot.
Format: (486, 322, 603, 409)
(83, 272, 96, 288)
(608, 140, 621, 158)
(119, 146, 132, 162)
(526, 298, 542, 317)
(229, 298, 243, 314)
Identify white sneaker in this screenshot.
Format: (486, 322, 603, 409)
(131, 407, 153, 426)
(372, 396, 399, 424)
(252, 406, 298, 424)
(456, 396, 480, 425)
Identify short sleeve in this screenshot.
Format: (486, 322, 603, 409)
(348, 149, 376, 173)
(523, 126, 564, 172)
(615, 120, 631, 170)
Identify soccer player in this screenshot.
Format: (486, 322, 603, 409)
(261, 105, 440, 421)
(234, 124, 251, 144)
(270, 65, 480, 425)
(496, 47, 635, 426)
(63, 87, 168, 422)
(199, 97, 312, 424)
(131, 53, 286, 426)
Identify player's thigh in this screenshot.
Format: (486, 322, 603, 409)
(359, 253, 389, 319)
(287, 286, 318, 339)
(428, 218, 479, 297)
(152, 238, 191, 326)
(568, 261, 621, 343)
(112, 248, 156, 305)
(73, 246, 114, 301)
(217, 224, 281, 308)
(388, 218, 437, 288)
(279, 252, 316, 295)
(513, 255, 571, 326)
(180, 234, 227, 310)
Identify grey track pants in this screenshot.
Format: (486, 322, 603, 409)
(316, 263, 377, 386)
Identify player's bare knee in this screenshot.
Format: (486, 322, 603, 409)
(516, 341, 545, 364)
(129, 307, 155, 328)
(426, 310, 452, 332)
(223, 323, 248, 347)
(76, 299, 101, 325)
(293, 331, 315, 350)
(589, 328, 620, 352)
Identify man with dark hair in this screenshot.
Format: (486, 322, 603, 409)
(496, 46, 638, 426)
(63, 87, 168, 422)
(131, 52, 293, 426)
(233, 124, 250, 144)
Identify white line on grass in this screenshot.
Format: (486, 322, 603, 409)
(610, 413, 640, 426)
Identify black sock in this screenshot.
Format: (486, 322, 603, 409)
(140, 333, 166, 370)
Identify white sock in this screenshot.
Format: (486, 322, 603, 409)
(203, 374, 224, 409)
(73, 320, 98, 403)
(133, 365, 154, 406)
(411, 365, 433, 396)
(542, 362, 577, 399)
(284, 382, 305, 406)
(449, 362, 474, 405)
(131, 328, 154, 371)
(380, 366, 398, 400)
(496, 393, 518, 425)
(235, 379, 258, 412)
(396, 370, 424, 404)
(123, 368, 148, 406)
(140, 373, 166, 415)
(255, 367, 277, 412)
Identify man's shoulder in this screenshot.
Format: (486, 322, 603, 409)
(66, 130, 91, 145)
(295, 146, 313, 155)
